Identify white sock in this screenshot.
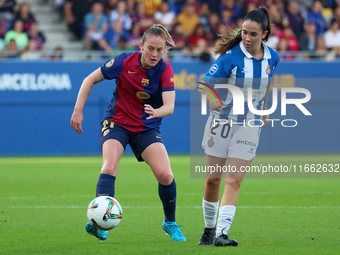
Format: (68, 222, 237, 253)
(202, 198, 219, 228)
(216, 205, 236, 236)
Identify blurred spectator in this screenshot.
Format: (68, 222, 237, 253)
(198, 3, 210, 27)
(221, 8, 236, 27)
(105, 0, 118, 15)
(176, 3, 199, 36)
(97, 20, 130, 52)
(269, 4, 283, 29)
(282, 26, 300, 51)
(170, 22, 186, 50)
(110, 0, 132, 31)
(84, 2, 108, 50)
(1, 38, 20, 59)
(131, 1, 154, 34)
(293, 0, 313, 18)
(219, 0, 243, 21)
(307, 0, 326, 35)
(207, 13, 220, 36)
(14, 2, 36, 32)
(154, 1, 175, 31)
(111, 36, 135, 56)
(324, 18, 340, 49)
(188, 23, 210, 47)
(333, 6, 340, 25)
(200, 0, 221, 15)
(27, 22, 45, 51)
(141, 0, 161, 16)
(64, 0, 97, 40)
(211, 22, 226, 42)
(276, 37, 295, 60)
(314, 35, 337, 59)
(191, 38, 211, 62)
(4, 19, 28, 51)
(266, 22, 280, 49)
(299, 21, 317, 51)
(50, 45, 64, 60)
(0, 0, 17, 20)
(21, 39, 41, 60)
(129, 22, 141, 49)
(287, 1, 305, 40)
(245, 2, 257, 14)
(126, 0, 136, 16)
(0, 16, 8, 38)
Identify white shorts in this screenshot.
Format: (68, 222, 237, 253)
(202, 115, 261, 161)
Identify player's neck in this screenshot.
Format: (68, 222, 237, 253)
(248, 46, 264, 60)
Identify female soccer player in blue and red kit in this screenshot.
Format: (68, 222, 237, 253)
(70, 24, 186, 242)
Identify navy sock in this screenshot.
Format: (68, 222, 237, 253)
(96, 174, 116, 197)
(158, 179, 176, 222)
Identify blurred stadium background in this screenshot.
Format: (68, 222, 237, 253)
(0, 0, 340, 156)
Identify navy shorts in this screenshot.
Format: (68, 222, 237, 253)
(100, 119, 163, 162)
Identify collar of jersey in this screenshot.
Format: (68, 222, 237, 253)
(239, 41, 271, 59)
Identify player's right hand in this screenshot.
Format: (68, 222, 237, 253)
(209, 100, 226, 111)
(70, 111, 83, 134)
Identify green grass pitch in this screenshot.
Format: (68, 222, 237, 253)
(0, 155, 339, 255)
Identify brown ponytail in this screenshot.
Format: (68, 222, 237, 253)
(141, 24, 176, 53)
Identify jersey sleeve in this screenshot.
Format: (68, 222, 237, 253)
(101, 52, 129, 80)
(202, 54, 233, 87)
(270, 48, 280, 71)
(161, 63, 175, 92)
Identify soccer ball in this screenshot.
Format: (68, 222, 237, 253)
(87, 196, 123, 231)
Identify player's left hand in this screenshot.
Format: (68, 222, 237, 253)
(70, 110, 84, 134)
(144, 104, 159, 119)
(262, 115, 270, 127)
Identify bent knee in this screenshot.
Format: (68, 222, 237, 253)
(157, 171, 174, 185)
(224, 178, 243, 189)
(206, 178, 222, 187)
(101, 162, 118, 175)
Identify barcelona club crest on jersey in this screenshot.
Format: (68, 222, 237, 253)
(141, 78, 149, 87)
(266, 65, 271, 75)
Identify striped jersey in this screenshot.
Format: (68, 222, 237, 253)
(203, 41, 280, 122)
(101, 52, 175, 133)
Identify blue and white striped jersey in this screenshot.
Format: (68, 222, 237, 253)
(203, 41, 280, 122)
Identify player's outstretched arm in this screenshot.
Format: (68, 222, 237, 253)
(145, 91, 175, 119)
(70, 68, 105, 134)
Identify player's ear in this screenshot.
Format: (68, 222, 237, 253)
(262, 30, 268, 39)
(139, 41, 143, 51)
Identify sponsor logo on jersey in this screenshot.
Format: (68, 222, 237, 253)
(266, 65, 271, 75)
(208, 136, 215, 147)
(170, 77, 174, 83)
(136, 91, 150, 99)
(236, 140, 257, 147)
(209, 64, 218, 74)
(141, 78, 149, 87)
(105, 59, 114, 68)
(128, 70, 138, 74)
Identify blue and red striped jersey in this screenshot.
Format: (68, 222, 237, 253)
(101, 52, 175, 133)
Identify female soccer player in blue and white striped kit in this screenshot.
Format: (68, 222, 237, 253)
(198, 7, 280, 246)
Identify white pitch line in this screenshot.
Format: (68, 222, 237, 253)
(0, 191, 339, 200)
(0, 205, 339, 209)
